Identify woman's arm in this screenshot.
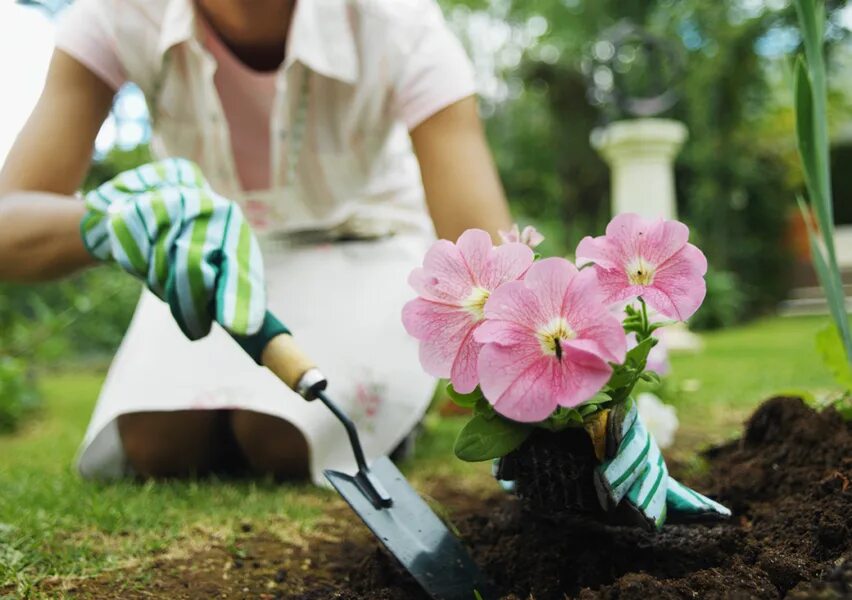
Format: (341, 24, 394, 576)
(410, 96, 512, 242)
(0, 50, 115, 282)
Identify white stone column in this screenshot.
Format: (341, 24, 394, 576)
(591, 118, 702, 351)
(591, 118, 688, 219)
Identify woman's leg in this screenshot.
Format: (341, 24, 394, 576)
(118, 410, 232, 478)
(230, 410, 310, 480)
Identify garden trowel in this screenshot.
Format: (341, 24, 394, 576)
(231, 311, 497, 600)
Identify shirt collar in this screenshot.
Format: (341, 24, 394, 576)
(157, 0, 359, 85)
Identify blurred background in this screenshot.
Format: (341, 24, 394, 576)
(1, 0, 852, 432)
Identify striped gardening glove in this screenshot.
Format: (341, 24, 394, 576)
(80, 158, 266, 340)
(593, 399, 731, 530)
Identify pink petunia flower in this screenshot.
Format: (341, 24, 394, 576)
(499, 224, 544, 249)
(575, 213, 708, 321)
(402, 230, 535, 393)
(474, 258, 627, 422)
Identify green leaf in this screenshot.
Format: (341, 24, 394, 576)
(446, 383, 483, 409)
(474, 396, 496, 418)
(794, 58, 819, 210)
(605, 364, 635, 389)
(626, 337, 657, 367)
(816, 324, 852, 391)
(799, 198, 852, 364)
(539, 406, 584, 431)
(640, 371, 662, 385)
(585, 391, 612, 406)
(578, 403, 602, 417)
(453, 414, 532, 462)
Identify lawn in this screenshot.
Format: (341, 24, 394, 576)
(0, 315, 837, 598)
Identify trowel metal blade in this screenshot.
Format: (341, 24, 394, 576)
(325, 456, 497, 600)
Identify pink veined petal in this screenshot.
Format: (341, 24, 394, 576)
(561, 268, 627, 363)
(419, 239, 476, 302)
(498, 224, 521, 245)
(522, 258, 577, 320)
(604, 213, 648, 260)
(474, 319, 533, 347)
(575, 235, 621, 270)
(449, 323, 483, 393)
(408, 267, 461, 305)
(456, 229, 494, 286)
(521, 226, 545, 248)
(551, 343, 613, 409)
(637, 219, 690, 267)
(590, 266, 643, 308)
(478, 242, 535, 290)
(401, 298, 476, 379)
(644, 243, 707, 320)
(478, 344, 559, 423)
(482, 281, 549, 330)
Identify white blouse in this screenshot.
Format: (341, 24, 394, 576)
(56, 0, 478, 238)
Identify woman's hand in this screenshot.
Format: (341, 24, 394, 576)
(411, 96, 512, 243)
(83, 158, 267, 339)
(592, 400, 731, 530)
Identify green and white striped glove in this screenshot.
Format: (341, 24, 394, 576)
(80, 158, 266, 340)
(594, 399, 731, 530)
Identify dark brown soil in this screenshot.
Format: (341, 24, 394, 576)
(343, 396, 852, 599)
(31, 396, 851, 599)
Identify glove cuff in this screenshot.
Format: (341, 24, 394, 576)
(79, 190, 113, 262)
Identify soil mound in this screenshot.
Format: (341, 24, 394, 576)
(341, 396, 851, 599)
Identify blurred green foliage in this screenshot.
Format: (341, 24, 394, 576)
(445, 0, 849, 318)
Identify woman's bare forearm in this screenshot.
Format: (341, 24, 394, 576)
(411, 96, 512, 242)
(0, 192, 95, 282)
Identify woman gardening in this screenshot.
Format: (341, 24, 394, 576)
(0, 0, 512, 482)
(0, 0, 730, 532)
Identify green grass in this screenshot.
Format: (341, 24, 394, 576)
(663, 315, 835, 454)
(0, 315, 838, 595)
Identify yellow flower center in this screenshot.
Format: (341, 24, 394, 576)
(462, 286, 491, 320)
(627, 256, 656, 286)
(536, 317, 577, 360)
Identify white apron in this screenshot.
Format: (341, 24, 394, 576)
(76, 231, 436, 485)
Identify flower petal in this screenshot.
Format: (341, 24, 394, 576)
(482, 280, 548, 331)
(561, 268, 627, 363)
(479, 241, 534, 291)
(475, 319, 533, 346)
(645, 243, 707, 320)
(401, 298, 476, 379)
(478, 343, 559, 422)
(575, 235, 621, 269)
(591, 266, 644, 307)
(553, 342, 614, 408)
(449, 324, 482, 393)
(498, 224, 521, 245)
(638, 219, 690, 267)
(521, 225, 545, 248)
(416, 239, 475, 303)
(456, 229, 494, 286)
(523, 258, 577, 320)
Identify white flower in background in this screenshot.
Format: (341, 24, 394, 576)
(636, 392, 679, 449)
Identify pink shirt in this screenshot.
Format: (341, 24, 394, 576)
(55, 0, 477, 237)
(200, 16, 277, 191)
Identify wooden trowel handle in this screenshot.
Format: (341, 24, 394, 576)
(231, 311, 327, 399)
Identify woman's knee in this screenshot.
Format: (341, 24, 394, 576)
(117, 411, 222, 478)
(230, 410, 310, 480)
